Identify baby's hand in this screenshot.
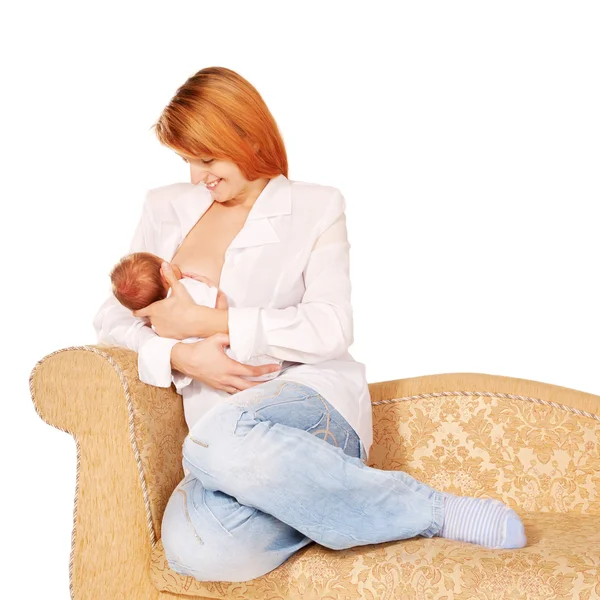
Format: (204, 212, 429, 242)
(215, 290, 229, 310)
(181, 271, 229, 310)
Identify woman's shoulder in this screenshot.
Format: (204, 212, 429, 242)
(288, 178, 347, 222)
(145, 181, 197, 205)
(289, 177, 342, 199)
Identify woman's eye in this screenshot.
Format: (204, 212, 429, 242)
(180, 156, 214, 165)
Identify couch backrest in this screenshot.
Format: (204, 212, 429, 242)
(368, 390, 600, 515)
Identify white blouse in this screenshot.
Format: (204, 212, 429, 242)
(92, 174, 373, 458)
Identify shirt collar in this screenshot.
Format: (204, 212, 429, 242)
(169, 173, 292, 251)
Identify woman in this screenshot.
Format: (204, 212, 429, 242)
(93, 66, 526, 583)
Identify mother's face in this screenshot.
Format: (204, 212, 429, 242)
(179, 153, 266, 208)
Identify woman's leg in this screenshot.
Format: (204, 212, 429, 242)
(179, 380, 444, 552)
(161, 471, 314, 581)
(161, 379, 365, 581)
(163, 379, 524, 582)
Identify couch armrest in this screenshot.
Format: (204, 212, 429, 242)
(29, 344, 188, 600)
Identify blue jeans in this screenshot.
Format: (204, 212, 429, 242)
(161, 379, 445, 582)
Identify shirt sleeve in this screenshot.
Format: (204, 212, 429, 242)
(91, 194, 180, 388)
(227, 189, 354, 364)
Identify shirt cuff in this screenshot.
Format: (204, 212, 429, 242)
(227, 307, 261, 362)
(137, 336, 180, 388)
(172, 371, 193, 394)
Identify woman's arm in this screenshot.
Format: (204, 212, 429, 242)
(132, 262, 227, 340)
(92, 190, 180, 388)
(226, 190, 354, 364)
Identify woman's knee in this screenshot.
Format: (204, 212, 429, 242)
(160, 479, 205, 575)
(187, 401, 245, 444)
(181, 402, 252, 480)
(160, 476, 310, 582)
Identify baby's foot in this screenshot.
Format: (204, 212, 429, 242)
(436, 492, 526, 549)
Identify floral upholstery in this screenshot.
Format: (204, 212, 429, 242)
(150, 390, 600, 599)
(151, 512, 600, 599)
(29, 347, 600, 600)
(368, 391, 600, 514)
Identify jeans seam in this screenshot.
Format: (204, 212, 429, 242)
(167, 558, 200, 577)
(253, 391, 322, 411)
(198, 487, 235, 537)
(305, 413, 327, 432)
(309, 395, 339, 446)
(342, 430, 350, 452)
(233, 380, 318, 410)
(420, 490, 445, 537)
(175, 487, 204, 545)
(182, 456, 212, 479)
(392, 478, 437, 503)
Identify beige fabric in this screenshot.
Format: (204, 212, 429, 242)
(367, 389, 600, 514)
(29, 346, 166, 600)
(29, 347, 600, 599)
(151, 512, 600, 599)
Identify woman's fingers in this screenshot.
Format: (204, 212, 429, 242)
(212, 333, 230, 349)
(133, 306, 150, 318)
(232, 361, 282, 378)
(205, 335, 280, 391)
(181, 272, 216, 287)
(215, 290, 229, 310)
(217, 341, 281, 379)
(219, 336, 282, 378)
(222, 385, 241, 394)
(132, 262, 180, 318)
(161, 261, 180, 288)
(224, 378, 260, 393)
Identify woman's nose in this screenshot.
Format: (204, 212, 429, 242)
(190, 164, 208, 185)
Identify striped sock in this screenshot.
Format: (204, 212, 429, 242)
(437, 492, 526, 549)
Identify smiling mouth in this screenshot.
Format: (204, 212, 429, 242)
(206, 179, 222, 190)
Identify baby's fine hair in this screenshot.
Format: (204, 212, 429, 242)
(110, 252, 167, 311)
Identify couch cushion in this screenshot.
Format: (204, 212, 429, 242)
(150, 511, 600, 599)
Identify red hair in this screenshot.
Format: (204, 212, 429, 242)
(110, 252, 167, 311)
(152, 66, 288, 180)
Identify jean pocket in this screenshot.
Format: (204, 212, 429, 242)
(199, 488, 258, 534)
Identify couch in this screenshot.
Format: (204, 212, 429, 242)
(29, 345, 600, 599)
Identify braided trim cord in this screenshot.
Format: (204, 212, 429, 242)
(373, 389, 600, 422)
(29, 345, 158, 599)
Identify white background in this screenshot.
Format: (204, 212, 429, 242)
(2, 1, 599, 598)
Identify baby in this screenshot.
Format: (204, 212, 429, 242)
(109, 251, 283, 394)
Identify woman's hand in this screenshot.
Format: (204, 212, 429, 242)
(132, 262, 210, 339)
(181, 271, 229, 310)
(172, 333, 281, 394)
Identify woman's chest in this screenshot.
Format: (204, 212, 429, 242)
(158, 203, 315, 309)
(170, 203, 250, 288)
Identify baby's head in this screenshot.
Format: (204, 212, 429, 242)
(110, 252, 183, 311)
